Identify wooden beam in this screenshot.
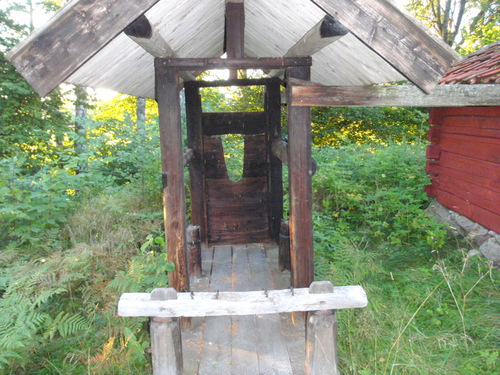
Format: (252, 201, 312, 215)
(287, 66, 314, 288)
(5, 0, 160, 97)
(225, 1, 245, 79)
(311, 0, 461, 94)
(290, 84, 500, 107)
(118, 285, 368, 317)
(156, 64, 190, 293)
(156, 57, 312, 71)
(268, 15, 348, 78)
(185, 78, 279, 88)
(124, 15, 196, 82)
(202, 112, 266, 136)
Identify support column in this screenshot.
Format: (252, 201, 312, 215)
(156, 61, 190, 292)
(185, 83, 207, 243)
(286, 66, 313, 288)
(265, 79, 283, 243)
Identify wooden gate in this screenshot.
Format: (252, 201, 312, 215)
(185, 79, 283, 246)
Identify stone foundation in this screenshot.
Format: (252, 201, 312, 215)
(427, 200, 500, 266)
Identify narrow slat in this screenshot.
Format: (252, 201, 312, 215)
(231, 245, 259, 374)
(199, 246, 232, 375)
(248, 245, 293, 375)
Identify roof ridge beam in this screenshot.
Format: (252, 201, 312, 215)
(5, 0, 161, 97)
(311, 0, 461, 94)
(124, 15, 196, 82)
(155, 57, 312, 71)
(269, 15, 348, 78)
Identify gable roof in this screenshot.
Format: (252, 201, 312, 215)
(440, 41, 500, 85)
(6, 0, 460, 98)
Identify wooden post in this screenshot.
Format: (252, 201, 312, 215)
(286, 66, 314, 288)
(225, 1, 245, 80)
(305, 281, 339, 375)
(187, 225, 202, 277)
(265, 79, 283, 243)
(150, 288, 183, 375)
(185, 83, 207, 244)
(156, 62, 190, 292)
(279, 220, 291, 271)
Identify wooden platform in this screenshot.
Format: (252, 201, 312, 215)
(182, 243, 306, 375)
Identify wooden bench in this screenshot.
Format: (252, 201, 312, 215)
(118, 281, 368, 375)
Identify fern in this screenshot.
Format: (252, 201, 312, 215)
(43, 311, 88, 340)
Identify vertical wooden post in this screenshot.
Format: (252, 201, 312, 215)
(150, 288, 183, 375)
(286, 66, 314, 288)
(305, 281, 339, 375)
(266, 79, 283, 243)
(187, 225, 202, 277)
(278, 220, 291, 271)
(225, 1, 245, 79)
(156, 61, 190, 292)
(185, 83, 207, 244)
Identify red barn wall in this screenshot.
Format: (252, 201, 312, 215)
(426, 106, 500, 233)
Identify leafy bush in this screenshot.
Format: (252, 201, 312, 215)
(313, 143, 447, 265)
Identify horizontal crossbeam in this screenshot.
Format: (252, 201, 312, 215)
(289, 84, 500, 107)
(118, 285, 367, 318)
(155, 57, 312, 71)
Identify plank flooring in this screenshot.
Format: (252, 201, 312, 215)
(182, 243, 305, 375)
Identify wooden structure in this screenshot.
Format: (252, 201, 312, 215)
(426, 42, 500, 233)
(118, 244, 368, 375)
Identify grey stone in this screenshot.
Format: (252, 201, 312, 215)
(467, 249, 481, 258)
(455, 215, 478, 233)
(479, 237, 500, 265)
(426, 201, 450, 223)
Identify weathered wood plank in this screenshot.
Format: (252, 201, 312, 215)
(185, 85, 208, 243)
(248, 246, 294, 375)
(265, 80, 284, 243)
(199, 246, 232, 375)
(187, 225, 202, 277)
(185, 78, 280, 88)
(272, 138, 318, 176)
(279, 220, 291, 272)
(290, 84, 500, 107)
(206, 177, 267, 199)
(5, 0, 161, 97)
(202, 112, 266, 136)
(118, 285, 368, 317)
(311, 0, 461, 93)
(287, 66, 314, 288)
(156, 57, 312, 71)
(243, 134, 268, 178)
(156, 65, 189, 293)
(124, 14, 195, 82)
(203, 136, 228, 179)
(231, 245, 260, 374)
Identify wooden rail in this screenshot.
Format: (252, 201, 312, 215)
(118, 281, 368, 375)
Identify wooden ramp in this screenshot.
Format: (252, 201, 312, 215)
(182, 243, 306, 375)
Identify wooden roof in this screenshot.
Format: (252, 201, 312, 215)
(6, 0, 460, 98)
(440, 41, 500, 85)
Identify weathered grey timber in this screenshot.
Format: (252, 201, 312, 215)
(312, 0, 461, 93)
(290, 84, 500, 107)
(150, 288, 183, 375)
(5, 0, 161, 96)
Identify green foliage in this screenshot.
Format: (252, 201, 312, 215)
(311, 106, 429, 147)
(313, 143, 446, 265)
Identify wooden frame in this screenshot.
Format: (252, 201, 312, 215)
(156, 57, 312, 71)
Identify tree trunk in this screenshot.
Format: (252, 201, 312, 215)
(136, 96, 146, 131)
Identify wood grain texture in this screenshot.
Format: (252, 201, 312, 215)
(287, 66, 314, 288)
(202, 112, 266, 136)
(156, 56, 312, 70)
(243, 134, 268, 178)
(203, 136, 228, 179)
(290, 84, 500, 107)
(311, 0, 460, 93)
(118, 285, 368, 317)
(225, 1, 245, 79)
(186, 78, 279, 88)
(266, 80, 284, 243)
(5, 0, 160, 97)
(156, 65, 189, 293)
(186, 85, 208, 243)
